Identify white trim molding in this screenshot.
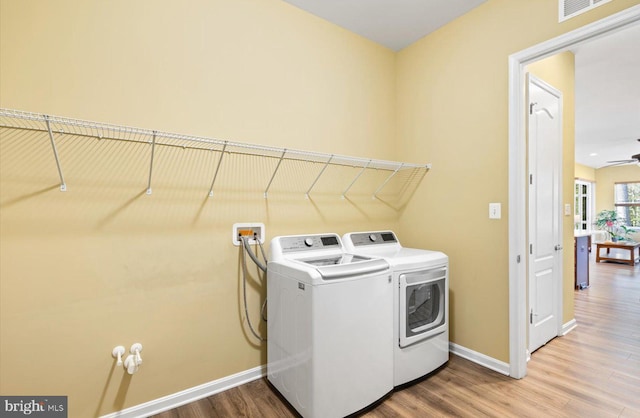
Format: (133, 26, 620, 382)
(101, 343, 518, 418)
(561, 318, 578, 336)
(100, 365, 266, 418)
(449, 343, 510, 376)
(508, 4, 640, 380)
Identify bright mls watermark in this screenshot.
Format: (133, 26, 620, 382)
(0, 396, 67, 417)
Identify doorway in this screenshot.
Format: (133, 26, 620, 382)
(508, 6, 640, 379)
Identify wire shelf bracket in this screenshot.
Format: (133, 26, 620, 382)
(342, 160, 371, 199)
(305, 154, 333, 199)
(146, 131, 157, 195)
(373, 163, 404, 199)
(264, 149, 287, 199)
(207, 141, 228, 198)
(44, 115, 67, 192)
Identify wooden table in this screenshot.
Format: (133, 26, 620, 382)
(595, 241, 640, 266)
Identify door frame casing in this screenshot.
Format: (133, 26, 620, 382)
(526, 73, 563, 354)
(508, 5, 640, 379)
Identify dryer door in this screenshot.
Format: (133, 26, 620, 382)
(399, 267, 447, 348)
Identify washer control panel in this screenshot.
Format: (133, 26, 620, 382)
(279, 234, 342, 253)
(348, 231, 398, 247)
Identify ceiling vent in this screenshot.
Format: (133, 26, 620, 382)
(559, 0, 613, 22)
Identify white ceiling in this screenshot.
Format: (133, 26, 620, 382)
(282, 1, 640, 169)
(281, 0, 487, 51)
(573, 23, 640, 169)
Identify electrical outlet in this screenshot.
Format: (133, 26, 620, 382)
(232, 223, 265, 246)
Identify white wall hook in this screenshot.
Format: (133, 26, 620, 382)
(130, 343, 143, 366)
(123, 354, 138, 375)
(112, 346, 125, 366)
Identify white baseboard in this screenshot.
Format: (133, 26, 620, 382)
(104, 341, 525, 417)
(99, 347, 507, 418)
(100, 365, 266, 418)
(449, 342, 510, 376)
(561, 318, 577, 336)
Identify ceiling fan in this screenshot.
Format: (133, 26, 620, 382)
(604, 139, 640, 167)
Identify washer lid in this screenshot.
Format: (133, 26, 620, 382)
(300, 254, 370, 266)
(295, 254, 389, 279)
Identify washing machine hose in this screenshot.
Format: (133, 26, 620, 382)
(241, 236, 267, 273)
(240, 236, 267, 342)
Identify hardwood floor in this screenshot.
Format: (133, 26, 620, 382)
(154, 256, 639, 417)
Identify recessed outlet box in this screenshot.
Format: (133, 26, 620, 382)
(233, 223, 265, 246)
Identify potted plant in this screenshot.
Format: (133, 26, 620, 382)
(595, 209, 632, 242)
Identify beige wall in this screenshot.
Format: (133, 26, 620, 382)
(575, 163, 596, 182)
(526, 52, 576, 324)
(2, 0, 639, 415)
(0, 1, 399, 416)
(395, 0, 637, 362)
(0, 0, 398, 159)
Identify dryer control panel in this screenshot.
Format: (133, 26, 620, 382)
(347, 231, 398, 247)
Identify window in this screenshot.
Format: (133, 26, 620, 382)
(614, 182, 640, 227)
(574, 180, 593, 231)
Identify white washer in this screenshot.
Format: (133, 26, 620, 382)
(267, 233, 393, 418)
(343, 230, 449, 386)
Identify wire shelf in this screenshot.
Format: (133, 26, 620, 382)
(0, 108, 431, 198)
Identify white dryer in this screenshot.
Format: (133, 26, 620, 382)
(343, 230, 449, 386)
(267, 233, 393, 418)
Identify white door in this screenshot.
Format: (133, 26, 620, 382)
(527, 74, 563, 354)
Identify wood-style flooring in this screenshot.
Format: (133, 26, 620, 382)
(153, 255, 640, 417)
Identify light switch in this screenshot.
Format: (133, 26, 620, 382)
(489, 203, 501, 219)
(564, 203, 572, 216)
